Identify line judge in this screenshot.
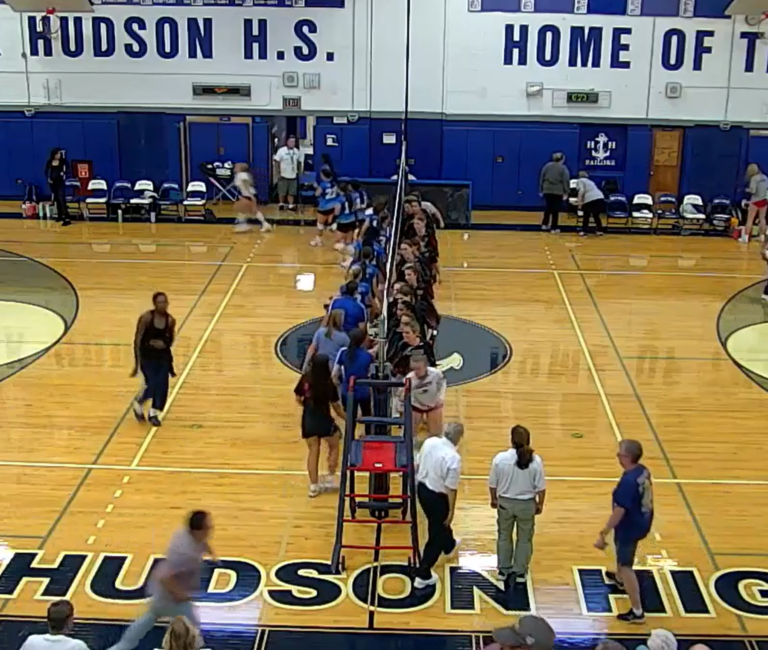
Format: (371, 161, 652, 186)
(412, 422, 464, 590)
(488, 425, 546, 586)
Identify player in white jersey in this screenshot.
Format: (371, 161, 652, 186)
(233, 163, 272, 233)
(406, 354, 446, 438)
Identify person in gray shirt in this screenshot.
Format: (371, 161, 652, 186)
(742, 162, 768, 244)
(539, 153, 571, 233)
(108, 510, 215, 650)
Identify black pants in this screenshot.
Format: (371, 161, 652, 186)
(50, 182, 68, 220)
(138, 357, 171, 411)
(416, 483, 456, 580)
(343, 393, 372, 435)
(542, 194, 562, 230)
(581, 198, 605, 233)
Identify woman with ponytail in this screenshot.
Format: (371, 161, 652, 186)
(488, 424, 546, 585)
(332, 328, 374, 433)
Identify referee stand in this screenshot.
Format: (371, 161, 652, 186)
(330, 372, 420, 574)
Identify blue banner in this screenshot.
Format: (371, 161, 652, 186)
(470, 0, 731, 18)
(578, 126, 627, 172)
(0, 0, 345, 7)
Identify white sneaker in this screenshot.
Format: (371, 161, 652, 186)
(762, 294, 768, 303)
(260, 222, 273, 232)
(413, 575, 438, 589)
(333, 241, 346, 252)
(739, 234, 749, 244)
(445, 538, 462, 561)
(234, 221, 253, 233)
(310, 237, 322, 247)
(308, 483, 321, 498)
(321, 475, 338, 491)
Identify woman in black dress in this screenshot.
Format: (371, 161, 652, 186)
(131, 292, 176, 427)
(45, 148, 71, 227)
(295, 353, 345, 497)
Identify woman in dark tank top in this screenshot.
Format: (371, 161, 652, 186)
(131, 291, 176, 427)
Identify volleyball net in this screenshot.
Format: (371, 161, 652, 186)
(377, 140, 409, 369)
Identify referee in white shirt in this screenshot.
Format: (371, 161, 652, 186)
(489, 425, 546, 585)
(413, 422, 464, 589)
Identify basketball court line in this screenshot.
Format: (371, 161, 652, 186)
(0, 459, 765, 486)
(1, 254, 761, 279)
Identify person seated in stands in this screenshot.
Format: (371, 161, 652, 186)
(328, 280, 367, 333)
(388, 321, 436, 377)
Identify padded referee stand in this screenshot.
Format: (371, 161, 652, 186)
(331, 376, 420, 574)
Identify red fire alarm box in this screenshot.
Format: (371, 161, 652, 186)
(71, 160, 93, 195)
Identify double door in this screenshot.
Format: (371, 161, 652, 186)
(187, 117, 251, 183)
(455, 127, 578, 208)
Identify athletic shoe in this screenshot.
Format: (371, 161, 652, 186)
(288, 205, 297, 212)
(148, 415, 162, 427)
(279, 204, 286, 211)
(762, 294, 768, 303)
(413, 575, 437, 589)
(310, 237, 323, 247)
(515, 573, 528, 584)
(321, 475, 338, 491)
(616, 609, 645, 623)
(61, 219, 72, 227)
(605, 570, 626, 591)
(551, 228, 561, 234)
(132, 401, 146, 422)
(333, 242, 346, 252)
(578, 231, 587, 237)
(234, 221, 253, 233)
(739, 234, 749, 244)
(541, 224, 550, 231)
(308, 483, 321, 498)
(596, 231, 605, 237)
(445, 537, 462, 561)
(260, 222, 273, 232)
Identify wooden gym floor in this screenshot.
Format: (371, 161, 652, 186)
(1, 217, 768, 641)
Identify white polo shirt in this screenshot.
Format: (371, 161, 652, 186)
(488, 448, 546, 500)
(20, 634, 90, 650)
(273, 146, 304, 179)
(416, 436, 461, 494)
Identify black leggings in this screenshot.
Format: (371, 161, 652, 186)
(50, 182, 68, 220)
(542, 194, 562, 229)
(138, 356, 171, 411)
(343, 393, 372, 435)
(581, 198, 605, 233)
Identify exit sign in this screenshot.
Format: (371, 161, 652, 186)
(283, 96, 302, 110)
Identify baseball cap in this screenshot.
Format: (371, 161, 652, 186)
(492, 616, 556, 650)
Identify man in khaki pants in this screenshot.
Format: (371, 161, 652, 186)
(488, 425, 546, 586)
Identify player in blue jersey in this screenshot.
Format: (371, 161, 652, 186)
(333, 182, 358, 254)
(312, 167, 340, 247)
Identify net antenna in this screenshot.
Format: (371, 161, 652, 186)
(39, 8, 62, 40)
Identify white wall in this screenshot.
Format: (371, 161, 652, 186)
(0, 1, 767, 123)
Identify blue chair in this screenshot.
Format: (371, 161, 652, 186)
(110, 180, 134, 221)
(606, 193, 629, 229)
(64, 178, 83, 219)
(708, 195, 734, 234)
(157, 182, 182, 221)
(654, 193, 679, 233)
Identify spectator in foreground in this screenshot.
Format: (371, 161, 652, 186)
(645, 629, 678, 650)
(20, 599, 89, 650)
(162, 616, 204, 650)
(487, 615, 556, 650)
(595, 642, 627, 650)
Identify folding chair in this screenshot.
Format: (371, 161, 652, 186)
(182, 181, 208, 221)
(157, 182, 182, 221)
(84, 179, 110, 220)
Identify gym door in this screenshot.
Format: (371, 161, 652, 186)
(187, 117, 251, 183)
(649, 128, 683, 196)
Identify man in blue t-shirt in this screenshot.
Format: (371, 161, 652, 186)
(329, 281, 367, 333)
(594, 439, 653, 624)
